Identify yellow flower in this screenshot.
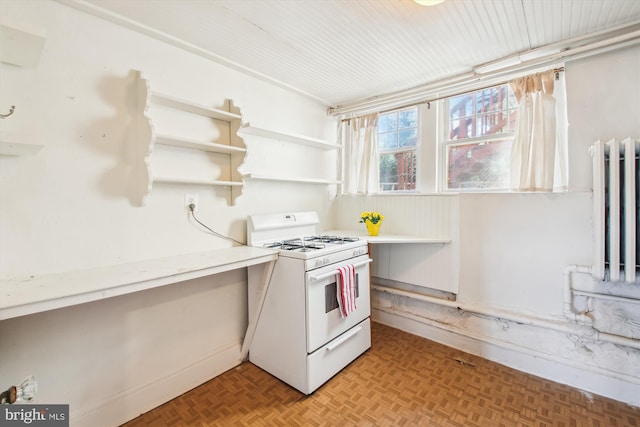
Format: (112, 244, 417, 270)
(359, 211, 384, 224)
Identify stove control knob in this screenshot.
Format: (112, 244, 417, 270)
(314, 257, 330, 268)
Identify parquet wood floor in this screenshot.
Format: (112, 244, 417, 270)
(123, 322, 640, 426)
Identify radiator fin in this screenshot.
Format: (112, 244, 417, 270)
(592, 138, 639, 283)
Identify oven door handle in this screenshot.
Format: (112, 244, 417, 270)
(308, 258, 372, 282)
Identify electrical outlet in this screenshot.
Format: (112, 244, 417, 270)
(184, 193, 199, 214)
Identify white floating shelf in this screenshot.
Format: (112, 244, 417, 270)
(239, 124, 340, 150)
(1, 22, 46, 67)
(154, 175, 243, 187)
(155, 133, 247, 154)
(151, 92, 242, 122)
(323, 230, 451, 244)
(0, 140, 43, 156)
(243, 174, 341, 185)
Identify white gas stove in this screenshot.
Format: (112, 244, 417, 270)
(248, 211, 367, 259)
(247, 212, 372, 394)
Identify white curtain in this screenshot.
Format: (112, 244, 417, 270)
(509, 70, 568, 191)
(340, 113, 379, 194)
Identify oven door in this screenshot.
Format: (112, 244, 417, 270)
(305, 254, 371, 353)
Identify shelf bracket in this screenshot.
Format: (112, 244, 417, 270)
(1, 106, 15, 119)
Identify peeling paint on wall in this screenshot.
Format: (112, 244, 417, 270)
(372, 289, 640, 406)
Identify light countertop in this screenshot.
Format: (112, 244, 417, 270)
(0, 246, 278, 320)
(322, 229, 451, 244)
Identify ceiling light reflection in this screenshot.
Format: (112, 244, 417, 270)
(414, 0, 446, 6)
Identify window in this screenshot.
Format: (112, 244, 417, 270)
(445, 84, 518, 191)
(377, 107, 418, 192)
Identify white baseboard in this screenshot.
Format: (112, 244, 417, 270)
(71, 341, 243, 427)
(373, 308, 640, 408)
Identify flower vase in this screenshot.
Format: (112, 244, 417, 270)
(365, 220, 381, 236)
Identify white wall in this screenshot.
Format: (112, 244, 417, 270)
(371, 44, 640, 407)
(456, 192, 592, 315)
(0, 1, 337, 425)
(0, 1, 338, 278)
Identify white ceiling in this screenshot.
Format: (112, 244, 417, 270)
(65, 0, 640, 107)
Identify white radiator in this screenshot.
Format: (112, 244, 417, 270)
(591, 138, 639, 283)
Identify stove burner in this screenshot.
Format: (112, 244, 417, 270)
(262, 235, 361, 253)
(304, 235, 360, 244)
(263, 239, 326, 252)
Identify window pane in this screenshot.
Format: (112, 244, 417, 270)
(398, 128, 417, 147)
(448, 84, 517, 141)
(477, 87, 506, 113)
(379, 131, 397, 150)
(450, 116, 475, 140)
(378, 112, 398, 133)
(476, 112, 509, 136)
(398, 109, 417, 128)
(449, 94, 474, 118)
(447, 140, 512, 190)
(379, 153, 397, 191)
(379, 151, 416, 191)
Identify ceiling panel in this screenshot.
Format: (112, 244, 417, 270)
(67, 0, 640, 106)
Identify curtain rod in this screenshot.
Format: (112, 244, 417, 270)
(381, 66, 565, 112)
(340, 67, 565, 122)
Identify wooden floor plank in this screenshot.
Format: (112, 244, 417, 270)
(123, 322, 640, 426)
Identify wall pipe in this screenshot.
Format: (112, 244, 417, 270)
(372, 284, 580, 336)
(573, 289, 640, 305)
(373, 269, 640, 350)
(562, 265, 593, 324)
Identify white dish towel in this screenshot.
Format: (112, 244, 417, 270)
(337, 265, 357, 317)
